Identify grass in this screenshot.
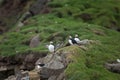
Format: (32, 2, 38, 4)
(0, 0, 120, 80)
(49, 0, 120, 29)
(0, 13, 120, 79)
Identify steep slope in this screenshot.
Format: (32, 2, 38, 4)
(0, 0, 120, 80)
(0, 0, 34, 32)
(48, 0, 120, 31)
(0, 0, 49, 33)
(0, 0, 120, 33)
(0, 14, 120, 80)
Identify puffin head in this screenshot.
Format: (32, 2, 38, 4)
(69, 35, 72, 39)
(50, 41, 53, 44)
(75, 34, 78, 37)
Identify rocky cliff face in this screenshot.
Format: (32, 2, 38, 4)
(0, 51, 47, 80)
(0, 0, 31, 32)
(0, 0, 50, 34)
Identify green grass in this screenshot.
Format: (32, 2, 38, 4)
(0, 0, 120, 80)
(49, 0, 120, 29)
(0, 13, 120, 79)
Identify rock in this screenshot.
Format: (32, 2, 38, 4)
(48, 76, 57, 80)
(6, 70, 40, 80)
(21, 73, 30, 80)
(57, 72, 65, 80)
(36, 53, 66, 79)
(46, 54, 64, 69)
(20, 51, 47, 70)
(92, 29, 105, 36)
(77, 39, 99, 45)
(21, 11, 33, 23)
(0, 51, 47, 71)
(5, 75, 16, 80)
(17, 22, 24, 27)
(105, 63, 120, 74)
(0, 0, 50, 32)
(29, 0, 48, 15)
(36, 54, 64, 69)
(0, 0, 33, 31)
(29, 34, 40, 48)
(47, 73, 65, 80)
(78, 45, 88, 51)
(78, 39, 89, 45)
(29, 70, 40, 80)
(74, 13, 92, 21)
(40, 67, 64, 79)
(35, 46, 79, 80)
(23, 53, 39, 70)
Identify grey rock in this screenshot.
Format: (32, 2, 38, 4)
(48, 76, 57, 80)
(36, 54, 64, 69)
(36, 48, 74, 80)
(79, 39, 89, 45)
(29, 0, 48, 15)
(5, 75, 16, 80)
(57, 72, 65, 80)
(29, 34, 40, 48)
(105, 63, 120, 74)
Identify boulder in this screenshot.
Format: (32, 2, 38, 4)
(29, 71, 40, 80)
(5, 75, 16, 80)
(105, 63, 120, 74)
(35, 53, 66, 79)
(35, 46, 79, 80)
(36, 54, 65, 69)
(0, 0, 33, 31)
(29, 34, 40, 48)
(0, 51, 47, 71)
(20, 51, 47, 70)
(29, 0, 48, 15)
(40, 67, 64, 79)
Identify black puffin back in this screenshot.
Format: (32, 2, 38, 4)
(71, 38, 77, 44)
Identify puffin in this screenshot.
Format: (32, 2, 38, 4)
(74, 34, 81, 44)
(36, 63, 45, 69)
(117, 59, 120, 63)
(48, 41, 55, 53)
(68, 36, 77, 45)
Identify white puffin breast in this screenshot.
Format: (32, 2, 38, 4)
(74, 38, 81, 43)
(48, 44, 55, 52)
(68, 39, 73, 45)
